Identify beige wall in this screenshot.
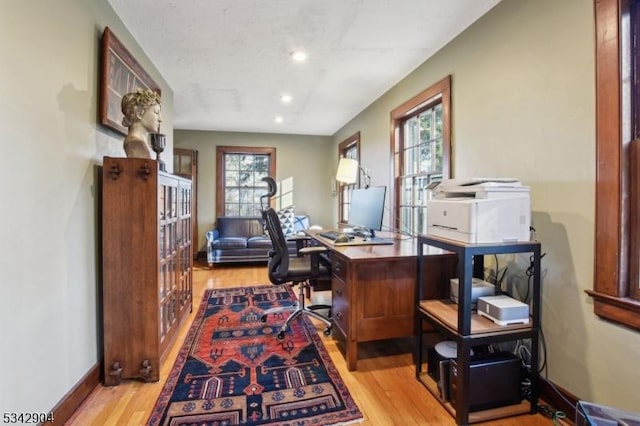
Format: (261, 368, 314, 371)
(333, 0, 640, 411)
(0, 0, 174, 415)
(3, 0, 638, 416)
(175, 130, 333, 250)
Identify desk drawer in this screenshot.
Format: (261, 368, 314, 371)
(332, 276, 349, 334)
(331, 252, 348, 282)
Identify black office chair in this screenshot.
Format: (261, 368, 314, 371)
(259, 177, 332, 341)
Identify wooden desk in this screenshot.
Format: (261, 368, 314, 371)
(310, 231, 455, 370)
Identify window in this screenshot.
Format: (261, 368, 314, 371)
(338, 132, 360, 225)
(391, 76, 451, 236)
(589, 0, 640, 330)
(216, 146, 276, 217)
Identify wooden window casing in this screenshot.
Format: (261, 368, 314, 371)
(588, 0, 640, 330)
(337, 132, 360, 225)
(215, 146, 276, 218)
(390, 76, 452, 235)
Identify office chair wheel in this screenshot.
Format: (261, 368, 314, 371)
(260, 314, 268, 323)
(323, 326, 332, 336)
(276, 330, 286, 341)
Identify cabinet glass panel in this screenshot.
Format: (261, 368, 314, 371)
(165, 262, 171, 296)
(159, 186, 166, 220)
(171, 257, 176, 290)
(184, 188, 191, 215)
(164, 185, 170, 219)
(159, 225, 165, 258)
(157, 267, 163, 298)
(169, 293, 177, 325)
(171, 187, 178, 218)
(160, 303, 166, 339)
(166, 224, 171, 256)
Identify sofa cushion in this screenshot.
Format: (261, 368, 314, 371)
(247, 236, 273, 249)
(277, 206, 296, 236)
(216, 216, 265, 238)
(210, 237, 248, 250)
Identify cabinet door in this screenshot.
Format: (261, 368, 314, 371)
(102, 157, 161, 384)
(158, 175, 179, 354)
(177, 179, 193, 318)
(173, 149, 198, 259)
(354, 258, 416, 341)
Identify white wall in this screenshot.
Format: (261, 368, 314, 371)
(0, 0, 173, 415)
(333, 0, 640, 411)
(175, 130, 334, 250)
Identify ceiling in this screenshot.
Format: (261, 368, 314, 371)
(108, 0, 501, 136)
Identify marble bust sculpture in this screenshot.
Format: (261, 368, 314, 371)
(121, 88, 162, 159)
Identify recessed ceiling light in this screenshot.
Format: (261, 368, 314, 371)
(274, 116, 283, 123)
(281, 94, 292, 104)
(291, 50, 307, 62)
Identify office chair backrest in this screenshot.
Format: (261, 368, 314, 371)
(263, 206, 291, 285)
(259, 176, 292, 285)
(260, 176, 277, 212)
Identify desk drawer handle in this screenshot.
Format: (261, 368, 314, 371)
(334, 262, 342, 272)
(335, 288, 342, 296)
(335, 312, 343, 320)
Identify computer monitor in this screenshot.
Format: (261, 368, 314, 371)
(348, 186, 386, 238)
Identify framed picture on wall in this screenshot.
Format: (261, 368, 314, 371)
(99, 26, 161, 135)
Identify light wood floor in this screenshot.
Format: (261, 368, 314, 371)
(67, 264, 561, 426)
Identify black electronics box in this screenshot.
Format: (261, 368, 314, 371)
(427, 348, 451, 400)
(449, 352, 522, 412)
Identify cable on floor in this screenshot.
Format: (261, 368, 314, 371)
(537, 403, 567, 425)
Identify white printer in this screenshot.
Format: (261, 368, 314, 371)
(426, 178, 531, 244)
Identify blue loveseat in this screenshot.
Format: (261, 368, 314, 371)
(205, 215, 311, 267)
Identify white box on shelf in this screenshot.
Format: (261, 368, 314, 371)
(450, 278, 496, 307)
(477, 295, 529, 326)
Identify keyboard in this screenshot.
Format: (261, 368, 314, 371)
(319, 230, 343, 240)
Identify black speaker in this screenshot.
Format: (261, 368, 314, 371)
(449, 352, 522, 412)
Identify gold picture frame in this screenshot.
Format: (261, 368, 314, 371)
(99, 27, 161, 135)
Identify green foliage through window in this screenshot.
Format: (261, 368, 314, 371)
(223, 153, 271, 216)
(399, 103, 444, 235)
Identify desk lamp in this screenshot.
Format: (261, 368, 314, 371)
(335, 158, 370, 188)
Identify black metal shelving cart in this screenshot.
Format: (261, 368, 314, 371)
(415, 234, 541, 425)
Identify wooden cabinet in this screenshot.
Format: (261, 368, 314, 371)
(101, 157, 193, 386)
(416, 235, 541, 425)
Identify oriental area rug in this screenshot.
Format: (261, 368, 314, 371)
(147, 285, 363, 426)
